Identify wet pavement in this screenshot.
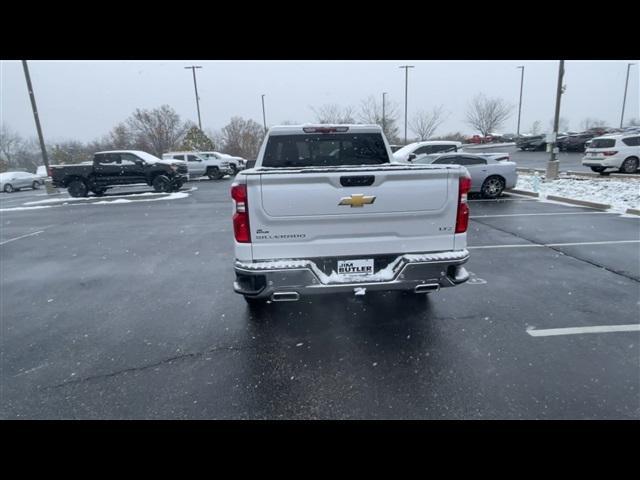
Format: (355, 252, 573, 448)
(1, 180, 638, 419)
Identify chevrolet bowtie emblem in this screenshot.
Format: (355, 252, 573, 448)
(338, 194, 376, 208)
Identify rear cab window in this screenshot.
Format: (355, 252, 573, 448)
(262, 133, 389, 168)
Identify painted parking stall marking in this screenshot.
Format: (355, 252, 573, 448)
(527, 324, 640, 337)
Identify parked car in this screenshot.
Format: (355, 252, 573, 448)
(0, 171, 45, 193)
(516, 135, 546, 151)
(50, 150, 188, 197)
(581, 134, 640, 174)
(199, 151, 246, 174)
(393, 141, 463, 162)
(560, 133, 595, 152)
(163, 151, 232, 180)
(231, 124, 471, 308)
(467, 134, 493, 144)
(411, 152, 517, 198)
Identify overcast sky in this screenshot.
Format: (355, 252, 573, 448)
(1, 60, 638, 142)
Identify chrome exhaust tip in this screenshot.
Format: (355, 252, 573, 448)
(271, 291, 300, 302)
(414, 283, 440, 294)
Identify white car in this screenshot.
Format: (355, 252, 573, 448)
(200, 151, 246, 174)
(392, 141, 463, 163)
(411, 152, 517, 198)
(581, 134, 640, 174)
(0, 171, 45, 193)
(163, 151, 232, 180)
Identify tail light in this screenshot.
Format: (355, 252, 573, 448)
(231, 183, 250, 243)
(455, 174, 472, 234)
(603, 151, 618, 156)
(47, 167, 52, 177)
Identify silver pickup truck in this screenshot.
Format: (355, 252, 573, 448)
(230, 124, 472, 308)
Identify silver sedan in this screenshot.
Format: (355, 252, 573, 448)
(410, 152, 518, 198)
(0, 171, 45, 193)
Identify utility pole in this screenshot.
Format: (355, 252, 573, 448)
(261, 94, 267, 134)
(516, 66, 525, 137)
(399, 65, 414, 144)
(184, 65, 203, 130)
(22, 60, 55, 194)
(620, 63, 636, 128)
(382, 92, 387, 135)
(545, 60, 565, 181)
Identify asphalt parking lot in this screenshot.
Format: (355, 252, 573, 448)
(1, 180, 639, 419)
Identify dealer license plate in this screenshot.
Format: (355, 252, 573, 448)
(337, 259, 374, 276)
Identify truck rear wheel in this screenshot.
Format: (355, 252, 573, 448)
(152, 175, 171, 192)
(67, 180, 88, 197)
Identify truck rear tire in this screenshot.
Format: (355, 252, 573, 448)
(152, 175, 171, 192)
(67, 180, 88, 197)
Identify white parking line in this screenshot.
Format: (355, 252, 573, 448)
(527, 324, 640, 337)
(469, 240, 640, 249)
(471, 212, 615, 218)
(0, 230, 45, 246)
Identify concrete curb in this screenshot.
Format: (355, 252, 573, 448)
(545, 195, 612, 210)
(505, 188, 539, 197)
(625, 208, 640, 216)
(516, 168, 637, 180)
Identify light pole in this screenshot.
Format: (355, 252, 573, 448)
(620, 63, 636, 128)
(261, 94, 267, 134)
(382, 92, 387, 135)
(22, 60, 55, 193)
(546, 60, 565, 181)
(516, 66, 525, 137)
(184, 65, 203, 130)
(399, 65, 414, 144)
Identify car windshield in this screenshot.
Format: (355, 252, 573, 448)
(262, 133, 389, 168)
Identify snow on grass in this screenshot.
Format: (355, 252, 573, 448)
(516, 174, 640, 213)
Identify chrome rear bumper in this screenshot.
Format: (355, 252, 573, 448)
(233, 250, 470, 301)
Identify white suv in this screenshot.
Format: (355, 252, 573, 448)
(163, 151, 232, 180)
(582, 134, 640, 174)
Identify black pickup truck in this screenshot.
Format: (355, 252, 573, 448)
(50, 150, 188, 197)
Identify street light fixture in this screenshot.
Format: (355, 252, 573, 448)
(620, 63, 636, 128)
(184, 65, 203, 130)
(399, 65, 414, 144)
(516, 66, 525, 137)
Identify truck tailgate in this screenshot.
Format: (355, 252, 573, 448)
(247, 166, 460, 260)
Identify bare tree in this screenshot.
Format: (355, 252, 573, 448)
(220, 117, 265, 159)
(310, 104, 355, 124)
(358, 95, 401, 143)
(530, 121, 542, 135)
(0, 124, 23, 165)
(409, 106, 448, 141)
(580, 118, 607, 130)
(125, 105, 191, 156)
(465, 94, 513, 137)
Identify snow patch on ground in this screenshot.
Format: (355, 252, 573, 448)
(0, 205, 57, 212)
(516, 174, 639, 213)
